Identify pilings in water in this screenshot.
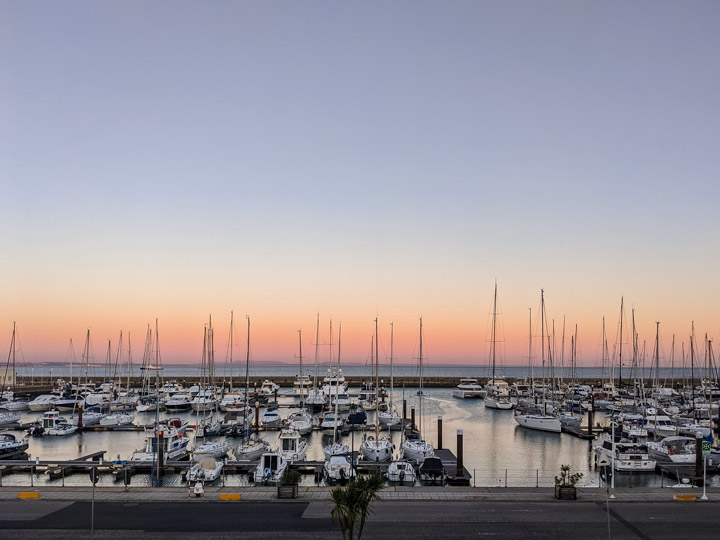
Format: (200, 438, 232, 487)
(437, 416, 443, 450)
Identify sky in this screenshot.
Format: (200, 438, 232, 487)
(1, 1, 719, 367)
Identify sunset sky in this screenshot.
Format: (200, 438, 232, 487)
(2, 2, 718, 367)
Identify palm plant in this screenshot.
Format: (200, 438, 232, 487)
(330, 472, 385, 540)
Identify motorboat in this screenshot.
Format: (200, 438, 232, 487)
(0, 409, 21, 426)
(320, 411, 344, 433)
(647, 436, 696, 464)
(452, 378, 487, 399)
(359, 434, 393, 462)
(645, 415, 677, 438)
(218, 391, 245, 412)
(293, 374, 312, 397)
(288, 410, 313, 435)
(0, 433, 29, 458)
(259, 380, 280, 397)
(594, 437, 656, 472)
(191, 389, 217, 412)
(386, 459, 417, 484)
(418, 456, 447, 485)
(261, 410, 283, 428)
(130, 418, 190, 462)
(72, 406, 106, 427)
(135, 396, 158, 413)
(188, 457, 224, 482)
(346, 406, 368, 426)
(278, 428, 308, 463)
(321, 370, 348, 398)
(331, 393, 352, 412)
(164, 393, 193, 412)
(28, 394, 59, 412)
(253, 452, 288, 485)
(323, 453, 355, 485)
(38, 410, 77, 436)
(305, 387, 326, 413)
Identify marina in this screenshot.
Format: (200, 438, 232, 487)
(2, 380, 718, 490)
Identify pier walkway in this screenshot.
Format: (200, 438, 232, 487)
(2, 484, 718, 503)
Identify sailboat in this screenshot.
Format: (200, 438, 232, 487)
(305, 314, 327, 413)
(1, 323, 27, 416)
(288, 330, 313, 435)
(360, 318, 393, 462)
(379, 322, 402, 427)
(235, 316, 270, 461)
(401, 317, 435, 463)
(323, 322, 349, 459)
(484, 283, 513, 410)
(513, 290, 561, 433)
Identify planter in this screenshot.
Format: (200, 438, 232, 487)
(554, 485, 577, 500)
(277, 484, 299, 499)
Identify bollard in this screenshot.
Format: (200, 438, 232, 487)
(456, 428, 463, 478)
(255, 401, 260, 429)
(437, 416, 443, 449)
(78, 404, 83, 429)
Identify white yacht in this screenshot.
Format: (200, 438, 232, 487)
(278, 428, 308, 463)
(253, 452, 288, 485)
(288, 410, 313, 435)
(452, 378, 487, 399)
(386, 459, 417, 484)
(38, 410, 78, 436)
(647, 436, 696, 464)
(320, 411, 344, 433)
(321, 370, 348, 398)
(645, 415, 677, 438)
(259, 380, 280, 397)
(378, 408, 402, 427)
(261, 410, 283, 428)
(331, 393, 352, 412)
(513, 406, 561, 433)
(484, 391, 514, 410)
(0, 409, 21, 426)
(188, 457, 223, 482)
(323, 453, 355, 485)
(130, 419, 189, 462)
(323, 440, 350, 460)
(594, 437, 656, 472)
(165, 393, 193, 412)
(28, 394, 59, 412)
(0, 433, 29, 458)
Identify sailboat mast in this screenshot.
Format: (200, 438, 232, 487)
(528, 308, 533, 389)
(389, 322, 394, 411)
(541, 290, 546, 415)
(618, 297, 624, 390)
(375, 317, 379, 441)
(333, 323, 341, 441)
(491, 283, 497, 380)
(419, 316, 423, 434)
(298, 329, 304, 400)
(244, 316, 251, 437)
(229, 311, 234, 390)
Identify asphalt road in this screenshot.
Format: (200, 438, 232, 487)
(0, 499, 717, 539)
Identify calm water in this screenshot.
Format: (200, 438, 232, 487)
(22, 363, 696, 383)
(4, 386, 715, 489)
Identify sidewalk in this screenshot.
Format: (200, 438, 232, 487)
(2, 485, 718, 503)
